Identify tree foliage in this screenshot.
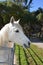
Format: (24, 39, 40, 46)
(0, 1, 43, 38)
(36, 13, 43, 22)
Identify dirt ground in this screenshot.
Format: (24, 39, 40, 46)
(30, 37, 43, 48)
(32, 43, 43, 48)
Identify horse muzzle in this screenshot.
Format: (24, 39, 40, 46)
(23, 42, 30, 48)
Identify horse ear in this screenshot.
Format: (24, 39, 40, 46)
(10, 16, 14, 24)
(17, 19, 20, 23)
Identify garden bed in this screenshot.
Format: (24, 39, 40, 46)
(15, 44, 43, 65)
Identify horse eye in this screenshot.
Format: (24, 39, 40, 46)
(15, 30, 19, 33)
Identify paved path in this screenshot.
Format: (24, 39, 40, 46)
(32, 43, 43, 48)
(30, 37, 43, 48)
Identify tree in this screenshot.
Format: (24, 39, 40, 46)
(35, 7, 43, 16)
(6, 0, 13, 6)
(36, 13, 43, 38)
(23, 0, 33, 11)
(38, 7, 43, 13)
(13, 0, 33, 11)
(36, 13, 43, 23)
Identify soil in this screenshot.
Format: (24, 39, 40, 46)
(32, 43, 43, 48)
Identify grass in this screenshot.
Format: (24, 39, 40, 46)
(30, 44, 43, 62)
(15, 44, 43, 65)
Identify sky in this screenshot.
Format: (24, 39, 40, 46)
(30, 0, 43, 12)
(0, 0, 43, 12)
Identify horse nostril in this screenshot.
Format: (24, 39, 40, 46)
(28, 42, 30, 47)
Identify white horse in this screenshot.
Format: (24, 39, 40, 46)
(0, 16, 31, 48)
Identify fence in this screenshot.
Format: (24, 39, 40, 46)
(0, 42, 14, 65)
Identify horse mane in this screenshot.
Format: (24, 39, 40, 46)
(1, 24, 9, 32)
(0, 23, 9, 47)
